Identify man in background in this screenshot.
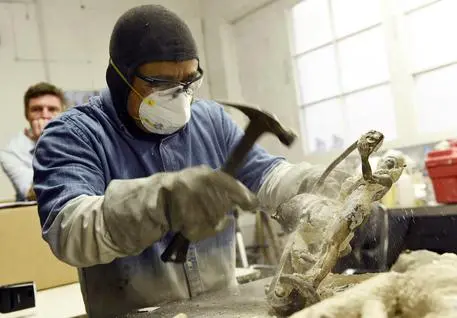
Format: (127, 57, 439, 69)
(0, 82, 65, 201)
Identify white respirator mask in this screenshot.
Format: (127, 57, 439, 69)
(110, 59, 203, 135)
(136, 86, 193, 135)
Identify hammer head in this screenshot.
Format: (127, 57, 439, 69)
(215, 100, 297, 147)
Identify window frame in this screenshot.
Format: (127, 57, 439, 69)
(288, 0, 457, 161)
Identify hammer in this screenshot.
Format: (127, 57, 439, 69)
(160, 100, 297, 263)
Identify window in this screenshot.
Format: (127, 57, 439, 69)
(302, 98, 345, 153)
(414, 63, 457, 134)
(404, 2, 457, 72)
(296, 46, 339, 104)
(291, 0, 332, 54)
(344, 85, 397, 142)
(291, 0, 457, 155)
(291, 0, 395, 154)
(338, 27, 390, 92)
(403, 0, 457, 134)
(332, 0, 382, 38)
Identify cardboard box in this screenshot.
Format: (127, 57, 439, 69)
(0, 205, 78, 290)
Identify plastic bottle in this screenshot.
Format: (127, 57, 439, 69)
(396, 172, 416, 208)
(381, 186, 397, 208)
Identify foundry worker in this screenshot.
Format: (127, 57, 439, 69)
(32, 5, 342, 317)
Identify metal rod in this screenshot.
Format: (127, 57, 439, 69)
(237, 232, 249, 268)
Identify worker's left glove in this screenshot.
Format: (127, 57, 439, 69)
(257, 161, 351, 212)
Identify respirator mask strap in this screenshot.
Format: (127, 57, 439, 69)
(110, 59, 158, 120)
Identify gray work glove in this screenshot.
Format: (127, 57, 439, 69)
(164, 166, 259, 241)
(295, 164, 352, 198)
(103, 165, 258, 256)
(258, 161, 351, 212)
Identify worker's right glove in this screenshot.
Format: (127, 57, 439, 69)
(163, 165, 259, 242)
(103, 165, 258, 256)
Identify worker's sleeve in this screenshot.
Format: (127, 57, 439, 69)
(42, 194, 128, 266)
(0, 149, 33, 201)
(257, 161, 315, 211)
(33, 118, 169, 267)
(257, 161, 350, 211)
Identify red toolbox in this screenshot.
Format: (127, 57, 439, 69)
(425, 140, 457, 204)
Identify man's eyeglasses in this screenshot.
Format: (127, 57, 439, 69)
(136, 67, 204, 93)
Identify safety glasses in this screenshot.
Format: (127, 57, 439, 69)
(136, 66, 204, 93)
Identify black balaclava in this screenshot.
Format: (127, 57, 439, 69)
(106, 4, 198, 137)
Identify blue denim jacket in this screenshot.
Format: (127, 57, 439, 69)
(33, 89, 283, 317)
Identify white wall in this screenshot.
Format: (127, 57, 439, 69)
(0, 0, 207, 199)
(200, 0, 306, 163)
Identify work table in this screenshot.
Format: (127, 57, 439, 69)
(388, 203, 457, 217)
(115, 274, 374, 318)
(117, 277, 273, 318)
(385, 204, 457, 268)
(119, 204, 457, 317)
